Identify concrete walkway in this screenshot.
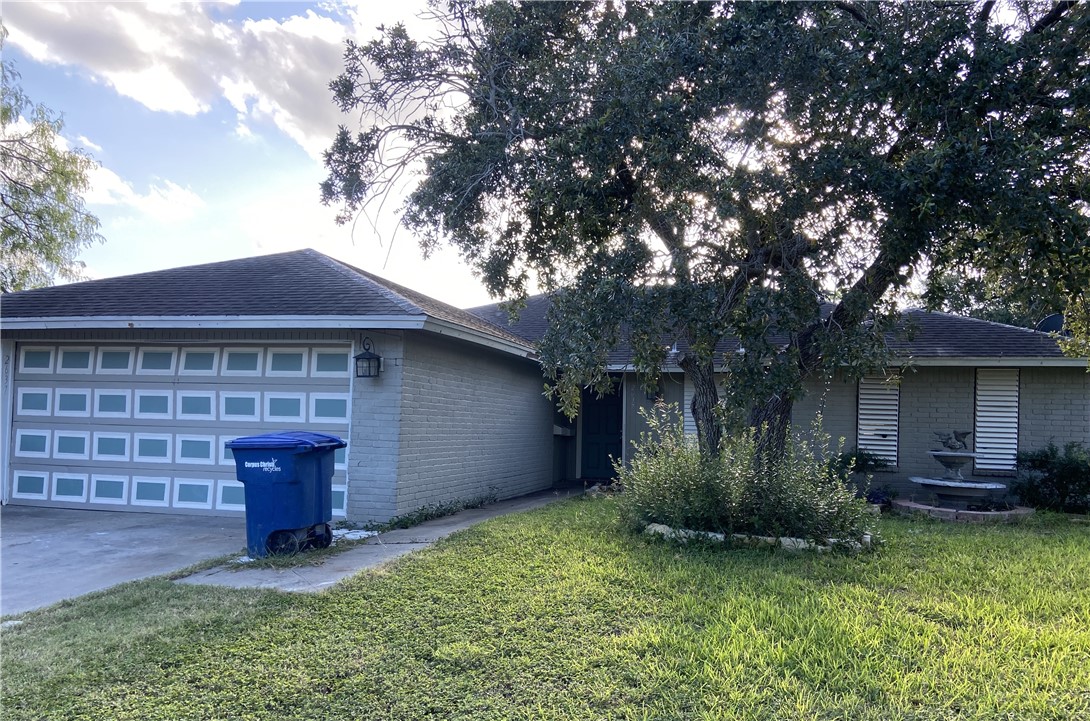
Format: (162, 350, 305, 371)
(178, 488, 577, 593)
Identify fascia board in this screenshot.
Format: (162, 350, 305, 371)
(0, 315, 428, 330)
(605, 357, 1088, 372)
(422, 318, 537, 359)
(894, 356, 1088, 368)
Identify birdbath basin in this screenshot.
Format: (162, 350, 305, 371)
(928, 450, 976, 481)
(908, 476, 1007, 509)
(910, 450, 1006, 510)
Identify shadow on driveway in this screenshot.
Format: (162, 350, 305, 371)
(1, 506, 245, 617)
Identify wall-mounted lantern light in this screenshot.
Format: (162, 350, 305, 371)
(354, 337, 382, 378)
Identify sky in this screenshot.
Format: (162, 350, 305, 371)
(3, 0, 499, 309)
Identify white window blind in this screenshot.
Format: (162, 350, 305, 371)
(974, 369, 1019, 471)
(857, 375, 900, 464)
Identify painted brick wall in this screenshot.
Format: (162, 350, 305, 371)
(396, 332, 553, 512)
(793, 372, 858, 449)
(894, 367, 977, 499)
(621, 371, 686, 464)
(1019, 367, 1090, 451)
(346, 330, 404, 523)
(792, 365, 1089, 501)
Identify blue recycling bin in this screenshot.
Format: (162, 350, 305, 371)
(226, 431, 346, 558)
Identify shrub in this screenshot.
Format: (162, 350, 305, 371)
(616, 405, 873, 544)
(1012, 442, 1090, 514)
(831, 449, 893, 505)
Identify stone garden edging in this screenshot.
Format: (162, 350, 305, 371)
(644, 523, 873, 553)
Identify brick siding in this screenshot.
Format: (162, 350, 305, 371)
(395, 332, 553, 513)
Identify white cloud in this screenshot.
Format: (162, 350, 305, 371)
(1, 1, 405, 158)
(102, 64, 210, 114)
(75, 134, 103, 153)
(86, 165, 205, 224)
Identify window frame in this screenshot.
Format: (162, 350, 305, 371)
(856, 373, 901, 466)
(96, 347, 135, 375)
(16, 387, 52, 416)
(53, 388, 92, 417)
(56, 346, 95, 374)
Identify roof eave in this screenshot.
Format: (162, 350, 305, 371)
(892, 355, 1087, 367)
(422, 318, 538, 360)
(602, 355, 1088, 373)
(0, 314, 429, 330)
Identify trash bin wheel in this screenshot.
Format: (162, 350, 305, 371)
(266, 530, 300, 557)
(313, 523, 333, 549)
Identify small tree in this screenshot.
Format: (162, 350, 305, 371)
(1, 32, 103, 292)
(322, 2, 1090, 458)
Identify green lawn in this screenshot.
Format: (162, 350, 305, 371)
(3, 499, 1089, 720)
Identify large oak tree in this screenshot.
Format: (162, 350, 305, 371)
(323, 1, 1089, 457)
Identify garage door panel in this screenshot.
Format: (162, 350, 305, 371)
(9, 341, 351, 517)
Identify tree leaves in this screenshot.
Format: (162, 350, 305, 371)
(1, 31, 103, 293)
(322, 0, 1090, 448)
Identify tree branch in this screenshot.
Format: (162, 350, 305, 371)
(1030, 1, 1076, 35)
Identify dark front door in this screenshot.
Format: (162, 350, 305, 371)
(580, 386, 623, 479)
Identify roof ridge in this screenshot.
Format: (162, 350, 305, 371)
(303, 249, 423, 316)
(309, 251, 533, 349)
(907, 308, 1044, 335)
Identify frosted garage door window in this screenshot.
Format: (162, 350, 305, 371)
(20, 348, 53, 373)
(132, 478, 170, 506)
(135, 392, 172, 418)
(266, 395, 304, 422)
(55, 390, 91, 416)
(177, 437, 215, 464)
(178, 393, 215, 419)
(59, 348, 93, 372)
(95, 391, 131, 417)
(138, 349, 176, 374)
(311, 395, 349, 422)
(135, 435, 172, 462)
(181, 349, 218, 374)
(224, 349, 262, 375)
(54, 433, 90, 459)
(16, 431, 50, 457)
(267, 349, 307, 376)
(94, 434, 130, 461)
(312, 350, 349, 376)
(222, 394, 259, 420)
(14, 472, 48, 499)
(98, 349, 134, 373)
(53, 474, 88, 501)
(92, 476, 128, 504)
(17, 389, 51, 415)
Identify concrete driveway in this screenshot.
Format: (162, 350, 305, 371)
(1, 505, 246, 617)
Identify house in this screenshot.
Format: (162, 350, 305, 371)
(1, 249, 555, 523)
(469, 296, 1090, 499)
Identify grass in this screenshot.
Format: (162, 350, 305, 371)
(2, 498, 1088, 720)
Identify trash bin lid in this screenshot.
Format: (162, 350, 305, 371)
(225, 431, 347, 450)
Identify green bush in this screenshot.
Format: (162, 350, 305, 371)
(616, 405, 873, 544)
(1012, 442, 1090, 514)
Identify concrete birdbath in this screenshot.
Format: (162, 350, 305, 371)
(908, 431, 1006, 510)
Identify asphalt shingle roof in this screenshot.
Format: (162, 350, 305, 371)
(2, 249, 530, 350)
(468, 296, 1071, 363)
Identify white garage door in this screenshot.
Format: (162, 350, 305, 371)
(8, 342, 352, 516)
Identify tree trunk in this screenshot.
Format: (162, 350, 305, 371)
(679, 353, 721, 458)
(749, 393, 794, 463)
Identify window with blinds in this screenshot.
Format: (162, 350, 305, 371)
(974, 369, 1020, 471)
(857, 374, 900, 464)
